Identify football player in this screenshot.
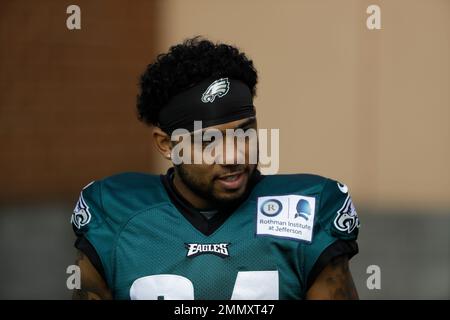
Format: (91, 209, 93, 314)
(71, 37, 360, 300)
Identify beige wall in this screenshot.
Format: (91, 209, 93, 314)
(155, 0, 450, 210)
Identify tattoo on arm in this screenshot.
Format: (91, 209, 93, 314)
(72, 251, 111, 300)
(306, 254, 359, 300)
(324, 255, 359, 299)
(72, 288, 102, 300)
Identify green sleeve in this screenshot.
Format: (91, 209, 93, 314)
(71, 180, 115, 287)
(300, 178, 360, 290)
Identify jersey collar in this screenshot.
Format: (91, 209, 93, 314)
(160, 167, 263, 236)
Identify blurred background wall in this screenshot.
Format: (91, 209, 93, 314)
(0, 0, 448, 299)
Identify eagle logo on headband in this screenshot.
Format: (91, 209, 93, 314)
(201, 78, 230, 103)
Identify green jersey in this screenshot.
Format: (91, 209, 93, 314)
(71, 170, 360, 300)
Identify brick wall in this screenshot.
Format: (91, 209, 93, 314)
(0, 1, 160, 202)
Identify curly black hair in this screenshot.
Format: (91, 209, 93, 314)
(137, 36, 258, 126)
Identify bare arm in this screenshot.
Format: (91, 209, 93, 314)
(72, 250, 113, 300)
(306, 255, 359, 300)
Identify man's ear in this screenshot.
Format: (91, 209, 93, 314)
(152, 126, 172, 160)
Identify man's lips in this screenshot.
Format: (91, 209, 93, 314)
(216, 171, 247, 190)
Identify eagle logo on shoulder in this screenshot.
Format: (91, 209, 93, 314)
(71, 192, 92, 229)
(334, 195, 360, 234)
(201, 78, 230, 103)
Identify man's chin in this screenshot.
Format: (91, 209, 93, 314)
(212, 169, 257, 205)
(211, 188, 248, 206)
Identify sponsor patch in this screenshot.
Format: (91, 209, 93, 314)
(256, 195, 316, 242)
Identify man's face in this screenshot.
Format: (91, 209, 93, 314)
(174, 117, 258, 206)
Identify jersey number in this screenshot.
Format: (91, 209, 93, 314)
(129, 270, 279, 300)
